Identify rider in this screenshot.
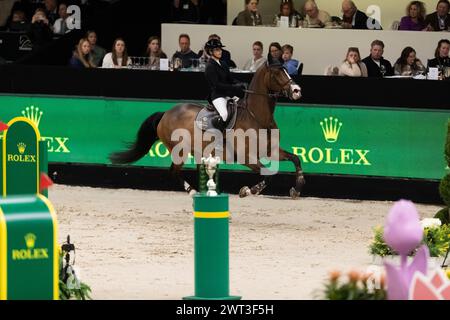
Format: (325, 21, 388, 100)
(204, 38, 246, 130)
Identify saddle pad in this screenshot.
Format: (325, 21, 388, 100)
(195, 105, 238, 131)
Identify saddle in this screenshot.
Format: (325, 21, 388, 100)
(195, 98, 240, 131)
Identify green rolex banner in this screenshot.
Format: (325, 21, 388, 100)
(0, 117, 48, 197)
(0, 194, 59, 300)
(0, 95, 449, 180)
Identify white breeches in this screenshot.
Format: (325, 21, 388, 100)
(212, 97, 228, 121)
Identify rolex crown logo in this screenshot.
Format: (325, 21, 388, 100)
(17, 142, 26, 154)
(21, 105, 43, 128)
(320, 117, 343, 143)
(25, 233, 36, 249)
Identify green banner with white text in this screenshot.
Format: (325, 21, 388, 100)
(0, 95, 448, 180)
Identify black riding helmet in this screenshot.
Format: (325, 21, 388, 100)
(205, 39, 225, 54)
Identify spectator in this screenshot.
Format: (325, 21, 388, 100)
(7, 9, 29, 32)
(281, 44, 299, 75)
(198, 34, 236, 68)
(274, 0, 303, 27)
(424, 0, 450, 31)
(102, 38, 131, 68)
(44, 0, 59, 25)
(362, 40, 394, 77)
(69, 38, 95, 68)
(242, 41, 267, 72)
(427, 39, 450, 70)
(268, 42, 284, 65)
(303, 0, 331, 28)
(394, 47, 426, 76)
(200, 0, 226, 25)
(146, 36, 167, 69)
(338, 47, 368, 77)
(399, 1, 427, 31)
(53, 2, 70, 35)
(341, 0, 369, 29)
(28, 8, 53, 50)
(86, 30, 106, 67)
(171, 0, 200, 23)
(172, 33, 199, 68)
(236, 0, 263, 26)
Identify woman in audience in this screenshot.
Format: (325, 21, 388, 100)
(146, 36, 167, 69)
(394, 47, 426, 76)
(274, 0, 303, 27)
(242, 41, 267, 72)
(428, 38, 450, 69)
(69, 38, 95, 68)
(268, 42, 284, 65)
(102, 38, 131, 68)
(236, 0, 263, 26)
(86, 31, 106, 67)
(338, 47, 368, 77)
(399, 1, 427, 31)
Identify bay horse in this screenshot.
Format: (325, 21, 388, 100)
(109, 63, 305, 199)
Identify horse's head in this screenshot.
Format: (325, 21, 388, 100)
(265, 64, 302, 101)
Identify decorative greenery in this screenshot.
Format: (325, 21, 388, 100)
(324, 270, 386, 300)
(369, 226, 395, 257)
(59, 247, 92, 300)
(369, 224, 450, 258)
(435, 208, 450, 226)
(434, 120, 450, 225)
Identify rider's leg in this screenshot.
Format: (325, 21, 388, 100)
(212, 97, 228, 122)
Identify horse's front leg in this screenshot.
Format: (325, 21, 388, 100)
(279, 148, 306, 199)
(239, 162, 274, 198)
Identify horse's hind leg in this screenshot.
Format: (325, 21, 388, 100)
(279, 148, 305, 199)
(239, 162, 272, 198)
(170, 162, 197, 196)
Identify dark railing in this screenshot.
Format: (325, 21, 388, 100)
(0, 64, 449, 110)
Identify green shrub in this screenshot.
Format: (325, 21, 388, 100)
(434, 207, 450, 225)
(440, 174, 450, 207)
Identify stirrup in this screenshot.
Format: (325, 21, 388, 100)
(212, 115, 226, 131)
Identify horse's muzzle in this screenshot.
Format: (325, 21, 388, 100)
(290, 84, 302, 100)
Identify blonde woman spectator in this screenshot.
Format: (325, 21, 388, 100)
(339, 47, 368, 77)
(146, 36, 167, 69)
(102, 38, 132, 68)
(87, 31, 106, 67)
(303, 0, 331, 28)
(236, 0, 263, 26)
(69, 38, 95, 68)
(242, 41, 267, 72)
(394, 47, 426, 76)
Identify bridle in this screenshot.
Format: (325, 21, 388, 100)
(244, 66, 295, 100)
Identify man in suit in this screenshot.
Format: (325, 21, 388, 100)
(341, 0, 369, 29)
(425, 0, 450, 31)
(204, 39, 246, 130)
(362, 40, 394, 77)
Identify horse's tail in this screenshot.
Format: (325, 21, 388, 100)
(109, 112, 165, 164)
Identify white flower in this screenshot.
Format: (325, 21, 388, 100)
(420, 218, 442, 229)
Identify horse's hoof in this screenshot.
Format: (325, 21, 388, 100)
(189, 189, 198, 197)
(239, 186, 251, 198)
(290, 187, 300, 199)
